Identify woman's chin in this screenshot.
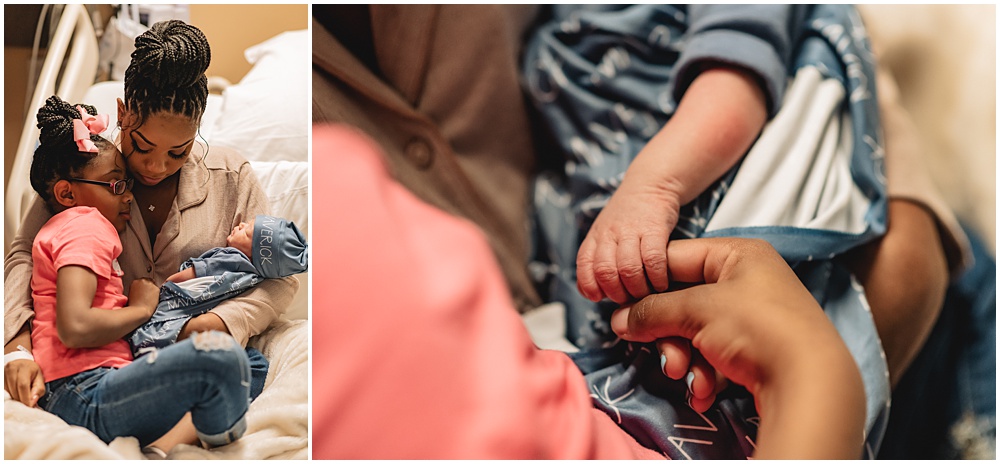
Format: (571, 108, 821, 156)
(136, 174, 166, 186)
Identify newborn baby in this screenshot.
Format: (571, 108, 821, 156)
(129, 215, 308, 354)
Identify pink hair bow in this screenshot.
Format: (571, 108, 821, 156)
(72, 105, 109, 153)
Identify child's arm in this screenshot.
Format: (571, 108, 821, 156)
(55, 268, 159, 348)
(577, 65, 767, 304)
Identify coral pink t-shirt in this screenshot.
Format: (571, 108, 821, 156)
(311, 126, 663, 459)
(30, 207, 132, 382)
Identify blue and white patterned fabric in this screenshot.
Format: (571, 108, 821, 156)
(525, 4, 889, 458)
(128, 247, 265, 356)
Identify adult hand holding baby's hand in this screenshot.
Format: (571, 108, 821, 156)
(611, 238, 866, 459)
(129, 278, 161, 318)
(576, 178, 681, 304)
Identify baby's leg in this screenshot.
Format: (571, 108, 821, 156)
(85, 331, 252, 447)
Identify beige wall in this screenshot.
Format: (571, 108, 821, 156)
(190, 4, 308, 84)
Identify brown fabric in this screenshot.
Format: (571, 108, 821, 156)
(312, 5, 543, 311)
(4, 145, 297, 346)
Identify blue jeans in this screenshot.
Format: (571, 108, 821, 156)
(877, 226, 996, 459)
(39, 331, 251, 447)
(246, 346, 268, 401)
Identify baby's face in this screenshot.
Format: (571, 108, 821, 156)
(228, 220, 254, 256)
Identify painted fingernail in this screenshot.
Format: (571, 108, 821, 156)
(610, 309, 630, 337)
(686, 390, 694, 410)
(660, 353, 668, 374)
(685, 371, 695, 395)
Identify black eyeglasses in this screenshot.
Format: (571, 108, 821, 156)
(69, 178, 134, 195)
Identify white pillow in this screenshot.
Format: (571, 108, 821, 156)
(209, 30, 309, 162)
(250, 160, 309, 321)
(249, 160, 309, 238)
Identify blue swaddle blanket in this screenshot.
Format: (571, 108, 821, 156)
(128, 247, 265, 355)
(129, 215, 309, 355)
(525, 4, 889, 458)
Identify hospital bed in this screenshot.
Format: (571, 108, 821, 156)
(4, 5, 309, 459)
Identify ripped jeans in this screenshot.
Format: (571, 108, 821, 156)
(39, 331, 251, 447)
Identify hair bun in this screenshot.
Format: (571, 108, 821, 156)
(131, 19, 211, 89)
(36, 95, 97, 148)
(30, 96, 104, 208)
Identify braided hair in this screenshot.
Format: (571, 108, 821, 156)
(30, 95, 115, 211)
(123, 20, 211, 127)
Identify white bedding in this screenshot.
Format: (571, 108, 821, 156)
(4, 320, 308, 460)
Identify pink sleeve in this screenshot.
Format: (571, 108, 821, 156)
(311, 126, 663, 459)
(50, 209, 118, 279)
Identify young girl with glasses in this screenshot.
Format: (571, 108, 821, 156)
(23, 95, 252, 449)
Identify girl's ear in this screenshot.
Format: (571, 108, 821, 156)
(52, 180, 76, 208)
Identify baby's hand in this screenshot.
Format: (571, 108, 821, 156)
(657, 337, 729, 413)
(166, 268, 197, 283)
(576, 180, 681, 304)
(128, 278, 161, 317)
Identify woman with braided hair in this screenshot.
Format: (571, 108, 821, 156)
(5, 20, 296, 452)
(16, 94, 252, 450)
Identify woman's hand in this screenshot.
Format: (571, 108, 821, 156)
(612, 238, 865, 459)
(4, 324, 45, 407)
(4, 358, 45, 407)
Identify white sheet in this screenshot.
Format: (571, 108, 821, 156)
(3, 320, 308, 460)
(706, 67, 871, 235)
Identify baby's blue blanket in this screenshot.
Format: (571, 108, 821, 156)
(128, 247, 264, 357)
(525, 4, 888, 458)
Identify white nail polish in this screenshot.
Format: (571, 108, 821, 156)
(660, 354, 667, 374)
(685, 371, 695, 394)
